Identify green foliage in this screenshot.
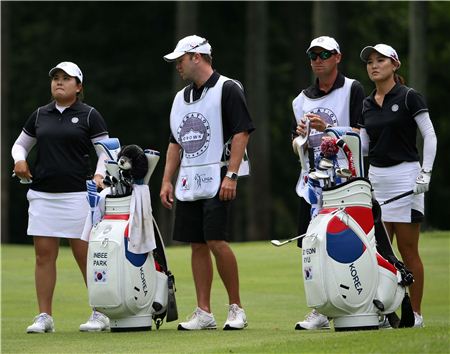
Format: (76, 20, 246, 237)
(2, 232, 449, 353)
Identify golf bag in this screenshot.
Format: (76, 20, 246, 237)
(85, 138, 178, 331)
(296, 129, 414, 330)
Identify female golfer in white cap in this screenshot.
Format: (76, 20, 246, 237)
(359, 44, 437, 328)
(11, 61, 110, 333)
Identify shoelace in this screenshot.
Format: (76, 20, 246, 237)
(91, 311, 105, 322)
(305, 310, 319, 321)
(186, 309, 201, 321)
(34, 313, 50, 324)
(228, 305, 240, 321)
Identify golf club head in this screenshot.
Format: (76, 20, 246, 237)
(270, 240, 283, 247)
(309, 170, 329, 180)
(102, 175, 113, 187)
(336, 168, 352, 178)
(292, 118, 310, 154)
(292, 135, 307, 156)
(318, 158, 334, 170)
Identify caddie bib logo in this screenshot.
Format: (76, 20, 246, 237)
(307, 107, 337, 148)
(177, 112, 211, 158)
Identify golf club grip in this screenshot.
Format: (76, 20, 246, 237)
(308, 148, 315, 170)
(380, 190, 414, 205)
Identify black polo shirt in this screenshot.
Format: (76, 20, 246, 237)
(23, 100, 108, 192)
(169, 71, 255, 144)
(291, 73, 366, 137)
(359, 83, 428, 167)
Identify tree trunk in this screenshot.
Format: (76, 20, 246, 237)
(311, 2, 339, 82)
(409, 2, 428, 228)
(409, 2, 427, 95)
(312, 1, 338, 37)
(1, 3, 10, 243)
(245, 2, 270, 241)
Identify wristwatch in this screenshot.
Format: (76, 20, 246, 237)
(225, 171, 238, 181)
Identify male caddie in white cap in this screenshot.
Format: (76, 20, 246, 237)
(163, 35, 212, 62)
(291, 35, 365, 330)
(161, 34, 254, 331)
(49, 61, 83, 83)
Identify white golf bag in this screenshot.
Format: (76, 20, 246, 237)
(295, 129, 413, 330)
(85, 138, 177, 331)
(302, 178, 408, 330)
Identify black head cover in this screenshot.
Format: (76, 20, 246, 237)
(117, 144, 149, 180)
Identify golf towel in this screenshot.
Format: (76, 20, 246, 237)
(127, 184, 156, 254)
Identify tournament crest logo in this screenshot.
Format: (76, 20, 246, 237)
(177, 112, 211, 158)
(307, 107, 337, 149)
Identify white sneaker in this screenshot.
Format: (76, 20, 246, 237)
(178, 307, 217, 330)
(79, 311, 110, 332)
(413, 312, 424, 328)
(26, 313, 55, 333)
(295, 309, 330, 330)
(223, 304, 248, 330)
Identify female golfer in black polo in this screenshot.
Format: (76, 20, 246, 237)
(11, 62, 110, 333)
(359, 45, 437, 328)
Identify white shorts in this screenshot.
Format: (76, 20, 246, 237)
(369, 162, 424, 223)
(27, 190, 88, 238)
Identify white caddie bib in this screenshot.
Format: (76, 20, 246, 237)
(292, 77, 353, 198)
(170, 75, 231, 201)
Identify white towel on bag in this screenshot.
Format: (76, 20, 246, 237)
(127, 184, 156, 253)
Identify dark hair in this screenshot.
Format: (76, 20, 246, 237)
(75, 77, 84, 101)
(394, 73, 405, 85)
(188, 52, 213, 65)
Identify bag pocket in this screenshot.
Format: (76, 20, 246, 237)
(175, 163, 221, 201)
(87, 235, 122, 308)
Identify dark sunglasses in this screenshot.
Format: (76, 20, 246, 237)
(307, 50, 336, 61)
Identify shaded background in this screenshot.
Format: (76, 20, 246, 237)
(2, 1, 449, 245)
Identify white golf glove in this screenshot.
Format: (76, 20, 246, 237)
(413, 169, 431, 195)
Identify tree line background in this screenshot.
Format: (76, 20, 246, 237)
(2, 1, 449, 245)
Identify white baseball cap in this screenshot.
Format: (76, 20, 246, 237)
(360, 44, 401, 67)
(163, 35, 212, 62)
(49, 61, 83, 83)
(306, 36, 341, 54)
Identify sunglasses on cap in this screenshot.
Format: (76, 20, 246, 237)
(307, 50, 336, 61)
(187, 39, 208, 52)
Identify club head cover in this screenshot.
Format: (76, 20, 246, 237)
(398, 293, 415, 328)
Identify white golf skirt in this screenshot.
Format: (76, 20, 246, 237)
(27, 190, 88, 238)
(369, 161, 424, 223)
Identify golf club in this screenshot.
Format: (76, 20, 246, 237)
(379, 190, 414, 206)
(271, 232, 307, 247)
(11, 171, 32, 184)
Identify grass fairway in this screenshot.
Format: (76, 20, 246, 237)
(2, 231, 449, 353)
